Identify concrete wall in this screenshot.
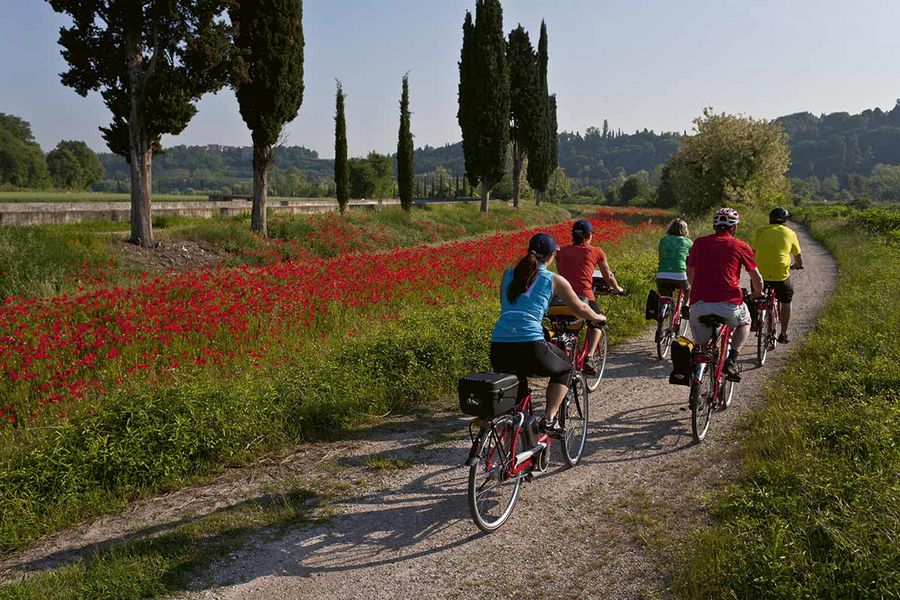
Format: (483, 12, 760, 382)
(0, 198, 411, 226)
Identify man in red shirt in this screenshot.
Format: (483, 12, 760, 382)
(557, 219, 625, 374)
(687, 208, 763, 380)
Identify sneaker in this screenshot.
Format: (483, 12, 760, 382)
(777, 333, 790, 344)
(583, 358, 598, 376)
(539, 417, 565, 438)
(723, 358, 742, 382)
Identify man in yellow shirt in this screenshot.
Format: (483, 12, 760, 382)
(751, 207, 803, 343)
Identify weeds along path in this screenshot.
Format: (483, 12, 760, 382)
(0, 224, 835, 599)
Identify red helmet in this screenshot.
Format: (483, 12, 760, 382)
(713, 207, 740, 229)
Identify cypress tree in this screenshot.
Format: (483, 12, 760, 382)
(397, 74, 414, 211)
(527, 20, 555, 204)
(457, 0, 510, 213)
(334, 81, 349, 214)
(230, 0, 305, 236)
(507, 25, 541, 209)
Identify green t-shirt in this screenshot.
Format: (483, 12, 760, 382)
(657, 234, 693, 274)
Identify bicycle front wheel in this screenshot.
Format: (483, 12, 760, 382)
(756, 310, 768, 367)
(690, 366, 715, 443)
(561, 373, 589, 467)
(585, 326, 608, 392)
(467, 414, 524, 533)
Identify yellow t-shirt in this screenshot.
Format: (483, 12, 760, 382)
(751, 224, 801, 282)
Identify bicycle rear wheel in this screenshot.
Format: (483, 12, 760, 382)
(756, 309, 768, 367)
(561, 373, 589, 467)
(467, 414, 524, 533)
(656, 311, 674, 360)
(585, 326, 608, 392)
(690, 366, 715, 443)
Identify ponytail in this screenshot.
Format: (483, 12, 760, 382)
(507, 252, 540, 303)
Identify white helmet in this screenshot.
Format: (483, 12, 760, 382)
(713, 207, 740, 229)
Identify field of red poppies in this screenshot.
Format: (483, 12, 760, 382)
(0, 205, 667, 552)
(0, 207, 660, 427)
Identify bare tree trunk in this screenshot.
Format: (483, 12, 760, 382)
(251, 144, 272, 236)
(126, 20, 154, 248)
(535, 189, 543, 206)
(480, 180, 491, 213)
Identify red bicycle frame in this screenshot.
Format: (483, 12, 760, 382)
(691, 322, 733, 402)
(659, 287, 685, 331)
(470, 392, 553, 480)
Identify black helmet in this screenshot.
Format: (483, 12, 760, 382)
(769, 207, 790, 223)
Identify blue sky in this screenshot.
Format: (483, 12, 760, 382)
(2, 0, 899, 158)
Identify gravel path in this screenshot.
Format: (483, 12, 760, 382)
(1, 225, 836, 600)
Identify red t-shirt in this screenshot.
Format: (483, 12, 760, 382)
(556, 244, 606, 301)
(687, 231, 757, 305)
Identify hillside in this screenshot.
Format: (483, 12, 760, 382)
(94, 101, 900, 196)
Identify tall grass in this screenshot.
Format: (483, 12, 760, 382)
(674, 206, 900, 598)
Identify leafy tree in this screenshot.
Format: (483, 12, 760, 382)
(0, 114, 50, 188)
(667, 109, 790, 215)
(457, 0, 510, 213)
(546, 166, 569, 202)
(229, 0, 305, 236)
(349, 151, 393, 199)
(620, 172, 653, 204)
(506, 25, 540, 208)
(334, 81, 349, 213)
(397, 74, 414, 211)
(47, 0, 231, 247)
(46, 140, 104, 189)
(655, 164, 677, 208)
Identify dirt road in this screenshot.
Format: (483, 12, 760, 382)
(0, 225, 835, 599)
(170, 225, 835, 600)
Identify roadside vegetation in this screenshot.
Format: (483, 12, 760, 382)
(675, 204, 900, 599)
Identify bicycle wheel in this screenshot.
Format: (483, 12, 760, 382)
(585, 326, 608, 392)
(756, 309, 768, 367)
(467, 415, 524, 533)
(690, 365, 715, 443)
(560, 373, 589, 467)
(720, 378, 735, 410)
(656, 310, 674, 360)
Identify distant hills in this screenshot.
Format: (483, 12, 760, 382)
(97, 101, 900, 193)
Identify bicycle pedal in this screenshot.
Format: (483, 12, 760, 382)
(523, 472, 534, 483)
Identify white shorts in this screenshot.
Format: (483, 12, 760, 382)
(690, 301, 751, 344)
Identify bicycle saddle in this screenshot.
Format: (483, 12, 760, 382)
(698, 314, 727, 327)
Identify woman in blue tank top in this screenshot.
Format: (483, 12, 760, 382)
(490, 233, 607, 435)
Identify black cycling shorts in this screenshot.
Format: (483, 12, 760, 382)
(489, 340, 572, 398)
(656, 278, 690, 297)
(764, 278, 794, 304)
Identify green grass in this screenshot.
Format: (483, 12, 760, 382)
(674, 206, 900, 599)
(0, 191, 213, 203)
(0, 483, 320, 600)
(362, 456, 413, 471)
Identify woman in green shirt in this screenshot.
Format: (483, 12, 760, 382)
(657, 218, 693, 296)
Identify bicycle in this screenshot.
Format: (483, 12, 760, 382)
(754, 287, 780, 367)
(461, 337, 591, 533)
(655, 287, 689, 360)
(688, 314, 737, 443)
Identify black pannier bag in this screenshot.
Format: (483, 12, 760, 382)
(458, 372, 520, 418)
(668, 336, 694, 386)
(645, 289, 660, 320)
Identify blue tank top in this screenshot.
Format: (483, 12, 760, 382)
(491, 266, 555, 342)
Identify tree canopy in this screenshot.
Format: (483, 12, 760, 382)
(507, 25, 540, 207)
(397, 74, 414, 211)
(0, 113, 50, 188)
(334, 81, 349, 213)
(667, 109, 790, 215)
(46, 140, 104, 189)
(349, 151, 393, 199)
